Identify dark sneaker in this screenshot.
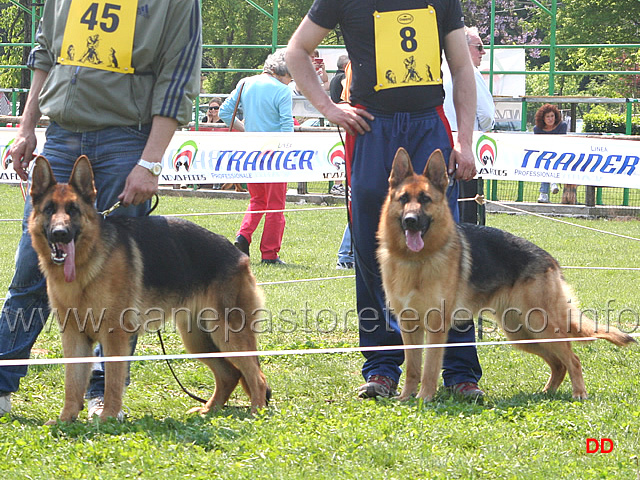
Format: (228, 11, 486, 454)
(336, 261, 354, 270)
(447, 382, 484, 401)
(234, 235, 250, 256)
(358, 375, 398, 399)
(330, 183, 345, 195)
(261, 257, 286, 265)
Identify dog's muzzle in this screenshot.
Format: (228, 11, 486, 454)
(402, 213, 431, 253)
(47, 226, 77, 282)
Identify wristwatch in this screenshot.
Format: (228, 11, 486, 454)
(137, 159, 162, 176)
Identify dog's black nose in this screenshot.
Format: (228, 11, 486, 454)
(50, 226, 71, 244)
(402, 214, 419, 231)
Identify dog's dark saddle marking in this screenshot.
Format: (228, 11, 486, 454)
(459, 223, 560, 296)
(103, 215, 243, 295)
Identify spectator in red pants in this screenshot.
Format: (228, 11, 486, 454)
(236, 183, 287, 264)
(219, 50, 293, 265)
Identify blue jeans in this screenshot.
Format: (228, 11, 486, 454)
(539, 182, 550, 194)
(0, 122, 151, 396)
(350, 108, 482, 386)
(337, 224, 354, 264)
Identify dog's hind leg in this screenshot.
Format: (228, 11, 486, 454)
(218, 309, 269, 413)
(179, 327, 243, 414)
(502, 305, 587, 399)
(515, 342, 567, 394)
(544, 343, 586, 399)
(199, 358, 243, 413)
(56, 330, 93, 423)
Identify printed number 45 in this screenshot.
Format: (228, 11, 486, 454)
(81, 3, 121, 33)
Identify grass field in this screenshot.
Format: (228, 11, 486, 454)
(0, 183, 639, 480)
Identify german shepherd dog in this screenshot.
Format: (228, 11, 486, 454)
(29, 156, 270, 422)
(377, 148, 635, 402)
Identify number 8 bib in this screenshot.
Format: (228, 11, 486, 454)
(59, 1, 136, 74)
(373, 7, 441, 91)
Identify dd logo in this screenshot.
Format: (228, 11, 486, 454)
(586, 438, 614, 453)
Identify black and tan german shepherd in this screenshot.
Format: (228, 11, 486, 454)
(377, 148, 635, 402)
(29, 155, 270, 422)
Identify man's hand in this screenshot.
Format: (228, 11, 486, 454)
(117, 116, 177, 207)
(10, 129, 38, 181)
(325, 103, 374, 136)
(117, 165, 159, 207)
(449, 142, 477, 181)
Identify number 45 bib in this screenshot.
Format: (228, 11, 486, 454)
(373, 7, 441, 91)
(59, 1, 136, 74)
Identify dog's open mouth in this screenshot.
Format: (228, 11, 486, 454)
(404, 229, 426, 253)
(49, 240, 76, 283)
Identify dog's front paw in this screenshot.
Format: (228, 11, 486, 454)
(572, 391, 588, 401)
(398, 387, 417, 401)
(416, 387, 435, 402)
(187, 405, 210, 416)
(47, 414, 77, 425)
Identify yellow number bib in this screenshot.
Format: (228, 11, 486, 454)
(373, 7, 441, 91)
(59, 1, 136, 74)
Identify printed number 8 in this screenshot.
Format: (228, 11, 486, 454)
(81, 3, 121, 33)
(400, 27, 418, 52)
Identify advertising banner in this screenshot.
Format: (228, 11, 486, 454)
(0, 128, 638, 189)
(475, 132, 640, 189)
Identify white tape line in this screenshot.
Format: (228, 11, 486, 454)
(486, 199, 640, 243)
(0, 333, 637, 368)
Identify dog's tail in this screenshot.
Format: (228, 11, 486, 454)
(567, 303, 636, 347)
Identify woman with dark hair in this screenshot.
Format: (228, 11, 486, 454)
(534, 103, 567, 203)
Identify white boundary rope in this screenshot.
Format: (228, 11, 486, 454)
(0, 333, 637, 368)
(485, 199, 640, 243)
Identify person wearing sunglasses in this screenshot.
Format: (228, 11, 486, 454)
(205, 97, 225, 124)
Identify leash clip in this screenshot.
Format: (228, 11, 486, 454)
(100, 201, 121, 218)
(474, 194, 486, 205)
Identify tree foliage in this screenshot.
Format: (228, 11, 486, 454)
(526, 0, 640, 99)
(201, 0, 313, 95)
(0, 2, 29, 89)
(461, 0, 542, 47)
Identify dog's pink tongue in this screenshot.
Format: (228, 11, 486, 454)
(60, 240, 76, 283)
(405, 230, 424, 252)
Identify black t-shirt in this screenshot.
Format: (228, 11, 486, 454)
(308, 0, 464, 112)
(329, 70, 346, 103)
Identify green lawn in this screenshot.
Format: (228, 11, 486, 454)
(0, 184, 639, 480)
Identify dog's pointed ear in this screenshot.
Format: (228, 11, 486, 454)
(69, 156, 97, 203)
(389, 147, 414, 188)
(30, 156, 57, 204)
(423, 149, 449, 193)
